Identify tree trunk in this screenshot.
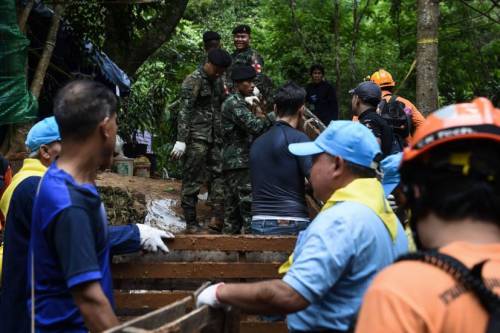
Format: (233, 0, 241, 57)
(416, 0, 439, 116)
(332, 0, 341, 103)
(103, 0, 188, 77)
(18, 0, 34, 34)
(349, 0, 358, 86)
(30, 4, 64, 99)
(289, 0, 316, 61)
(350, 0, 370, 87)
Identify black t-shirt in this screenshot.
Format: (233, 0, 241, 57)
(249, 121, 312, 218)
(358, 108, 394, 156)
(305, 80, 339, 126)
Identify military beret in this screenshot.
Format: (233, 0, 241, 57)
(207, 48, 232, 68)
(232, 24, 251, 35)
(231, 65, 256, 81)
(203, 31, 221, 43)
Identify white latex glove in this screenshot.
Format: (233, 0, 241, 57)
(170, 141, 186, 160)
(253, 86, 260, 96)
(114, 135, 125, 156)
(196, 283, 225, 308)
(244, 96, 260, 106)
(136, 224, 174, 253)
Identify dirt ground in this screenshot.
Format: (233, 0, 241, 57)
(96, 172, 212, 226)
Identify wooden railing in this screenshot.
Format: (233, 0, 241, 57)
(106, 282, 240, 333)
(112, 235, 296, 333)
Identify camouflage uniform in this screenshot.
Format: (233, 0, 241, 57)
(227, 48, 274, 112)
(221, 92, 273, 234)
(178, 67, 225, 225)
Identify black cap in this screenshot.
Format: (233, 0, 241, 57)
(203, 31, 221, 43)
(207, 48, 232, 68)
(231, 65, 256, 81)
(232, 24, 251, 35)
(349, 81, 382, 106)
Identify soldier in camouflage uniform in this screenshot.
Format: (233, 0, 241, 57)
(203, 31, 221, 53)
(171, 49, 232, 233)
(227, 24, 274, 112)
(221, 65, 274, 234)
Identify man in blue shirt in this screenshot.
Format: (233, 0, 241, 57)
(28, 80, 172, 332)
(197, 121, 408, 332)
(0, 116, 171, 332)
(250, 82, 312, 235)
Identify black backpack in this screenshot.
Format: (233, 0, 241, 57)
(378, 95, 412, 152)
(398, 251, 500, 333)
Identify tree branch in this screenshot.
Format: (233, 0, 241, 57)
(459, 0, 500, 24)
(289, 0, 316, 61)
(18, 0, 34, 33)
(102, 0, 188, 76)
(30, 4, 65, 99)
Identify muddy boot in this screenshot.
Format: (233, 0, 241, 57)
(183, 208, 199, 234)
(185, 223, 203, 234)
(207, 216, 223, 234)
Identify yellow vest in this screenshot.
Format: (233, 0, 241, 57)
(0, 158, 46, 221)
(0, 159, 46, 280)
(279, 178, 398, 274)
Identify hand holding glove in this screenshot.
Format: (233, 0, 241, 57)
(253, 86, 260, 96)
(244, 96, 260, 106)
(170, 141, 186, 160)
(136, 224, 175, 253)
(196, 283, 226, 308)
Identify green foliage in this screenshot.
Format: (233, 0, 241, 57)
(68, 0, 499, 177)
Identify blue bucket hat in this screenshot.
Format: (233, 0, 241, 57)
(381, 152, 403, 197)
(288, 120, 381, 169)
(25, 116, 61, 153)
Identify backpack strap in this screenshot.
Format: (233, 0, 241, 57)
(376, 98, 387, 115)
(398, 251, 500, 333)
(388, 94, 398, 104)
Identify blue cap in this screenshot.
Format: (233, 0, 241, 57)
(288, 120, 382, 169)
(25, 116, 61, 152)
(381, 152, 403, 197)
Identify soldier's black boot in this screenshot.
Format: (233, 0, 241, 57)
(183, 208, 202, 234)
(207, 204, 224, 234)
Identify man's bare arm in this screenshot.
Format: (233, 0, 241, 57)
(71, 281, 119, 332)
(218, 279, 309, 314)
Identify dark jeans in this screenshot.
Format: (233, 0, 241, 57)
(251, 219, 310, 235)
(291, 330, 347, 333)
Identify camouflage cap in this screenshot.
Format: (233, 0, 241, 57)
(231, 65, 256, 81)
(208, 48, 232, 68)
(232, 24, 251, 35)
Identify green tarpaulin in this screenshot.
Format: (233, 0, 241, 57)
(0, 0, 38, 126)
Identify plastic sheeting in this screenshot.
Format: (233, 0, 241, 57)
(84, 43, 131, 96)
(0, 0, 38, 126)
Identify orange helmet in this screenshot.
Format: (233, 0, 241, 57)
(403, 97, 500, 163)
(370, 69, 395, 88)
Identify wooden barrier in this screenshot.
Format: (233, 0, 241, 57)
(112, 235, 295, 333)
(107, 283, 240, 333)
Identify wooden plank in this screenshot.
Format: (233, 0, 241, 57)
(240, 321, 288, 333)
(122, 328, 149, 333)
(115, 291, 189, 310)
(105, 297, 191, 332)
(113, 262, 282, 280)
(167, 235, 296, 252)
(222, 307, 240, 333)
(152, 305, 212, 333)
